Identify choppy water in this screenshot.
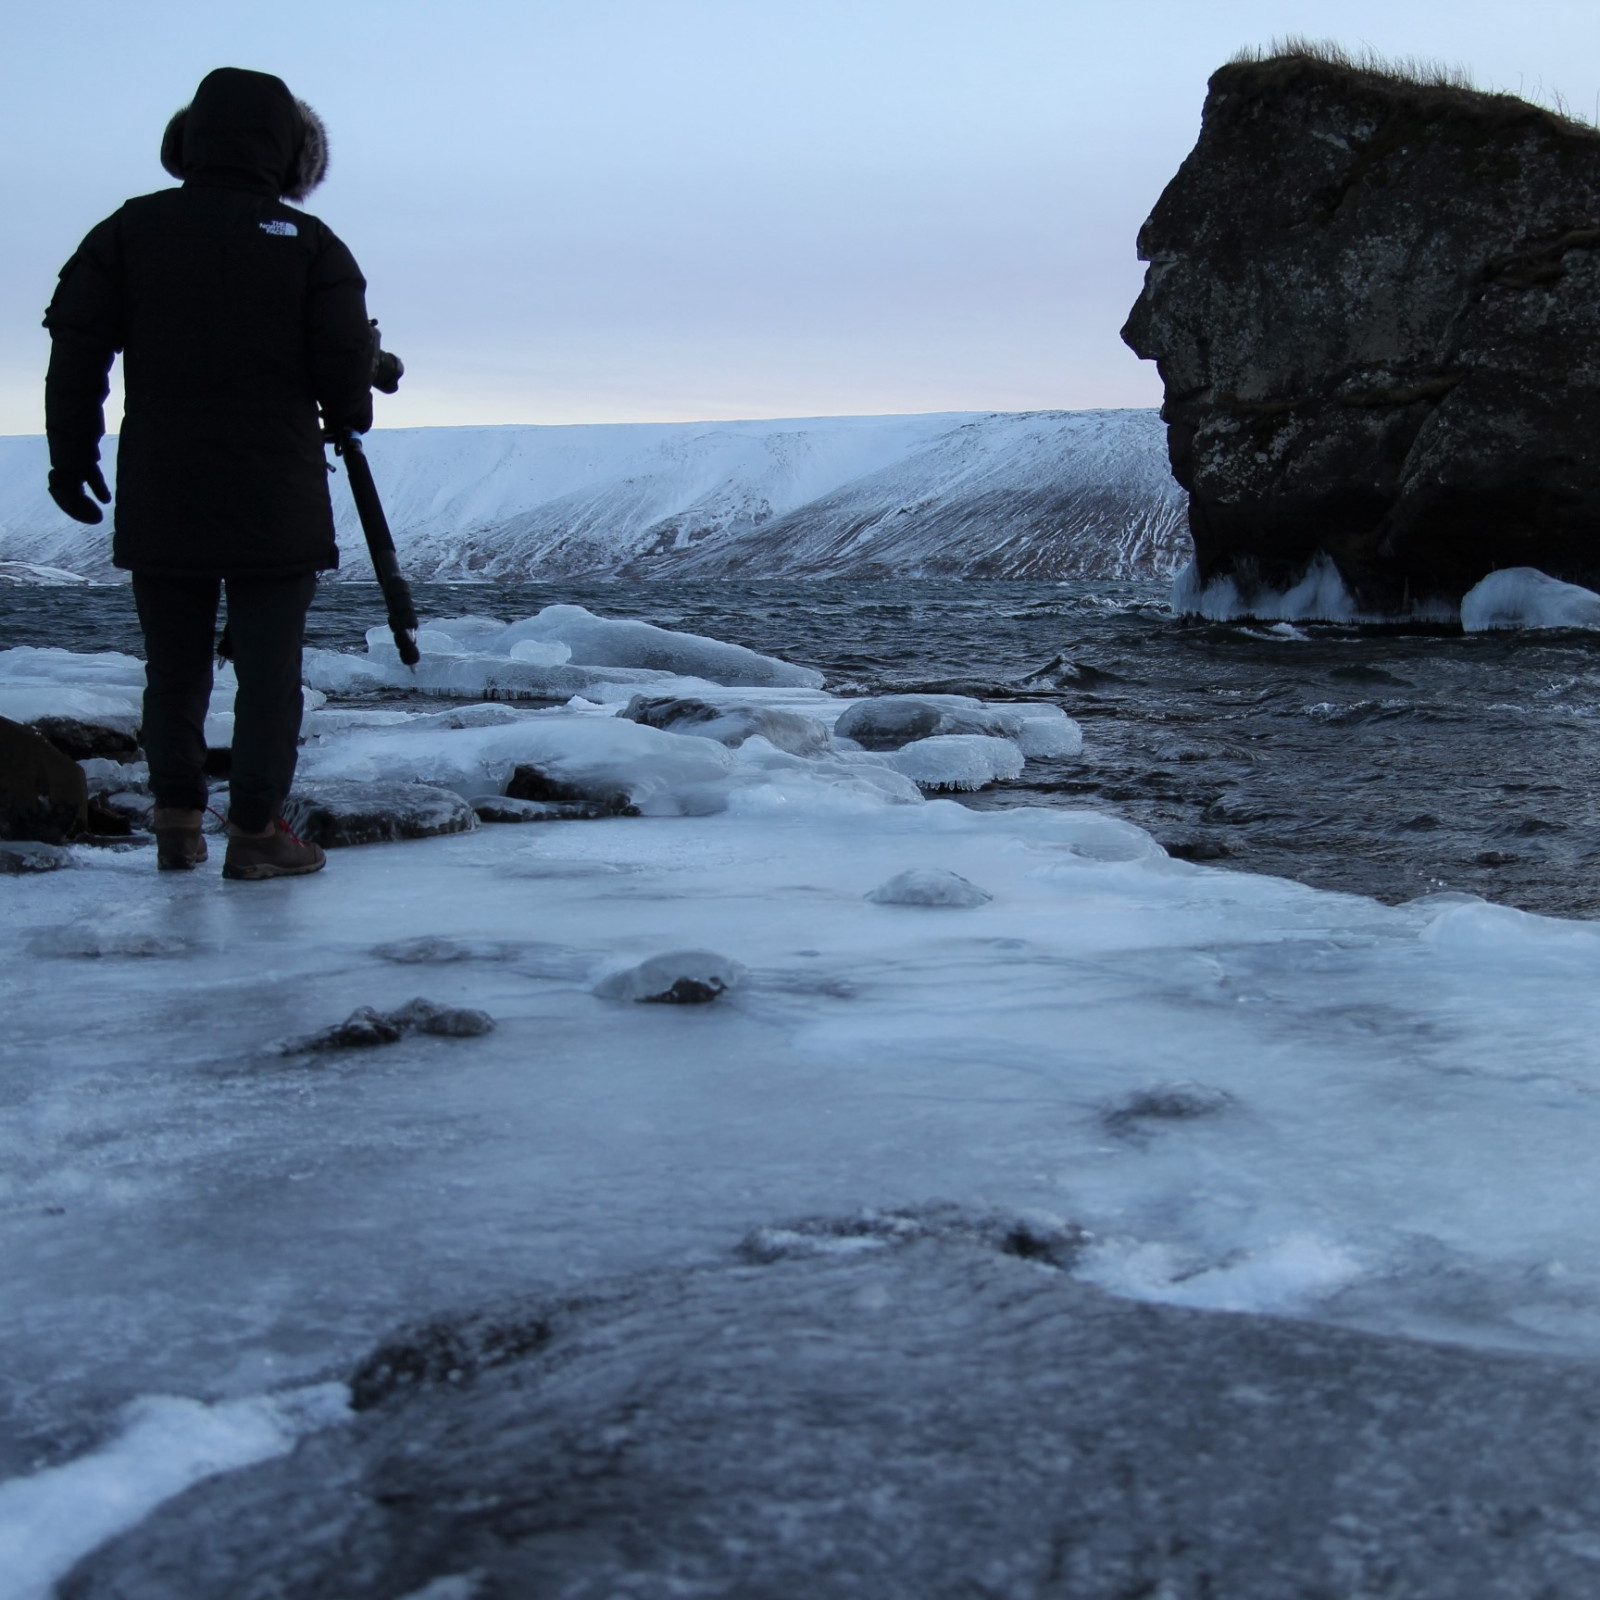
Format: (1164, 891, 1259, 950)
(8, 577, 1600, 917)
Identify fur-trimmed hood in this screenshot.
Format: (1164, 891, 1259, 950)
(160, 67, 327, 202)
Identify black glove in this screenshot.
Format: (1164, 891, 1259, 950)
(49, 463, 111, 525)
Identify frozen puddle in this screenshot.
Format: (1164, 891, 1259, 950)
(8, 605, 1600, 1586)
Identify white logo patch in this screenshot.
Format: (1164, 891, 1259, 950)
(259, 219, 299, 237)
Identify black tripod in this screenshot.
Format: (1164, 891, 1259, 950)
(327, 426, 420, 667)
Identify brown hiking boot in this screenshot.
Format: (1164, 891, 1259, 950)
(222, 818, 326, 881)
(153, 807, 208, 870)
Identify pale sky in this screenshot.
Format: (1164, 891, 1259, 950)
(3, 0, 1597, 433)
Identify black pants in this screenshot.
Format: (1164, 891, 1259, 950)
(132, 572, 316, 834)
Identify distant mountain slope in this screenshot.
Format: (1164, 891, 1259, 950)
(0, 410, 1187, 583)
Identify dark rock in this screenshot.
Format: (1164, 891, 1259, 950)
(30, 715, 139, 762)
(1124, 50, 1600, 611)
(505, 764, 638, 817)
(60, 1223, 1600, 1600)
(0, 715, 87, 843)
(470, 794, 613, 823)
(1162, 834, 1233, 861)
(0, 839, 74, 874)
(1104, 1079, 1235, 1136)
(285, 998, 495, 1054)
(282, 781, 477, 848)
(833, 694, 1025, 750)
(593, 950, 745, 1003)
(620, 695, 832, 756)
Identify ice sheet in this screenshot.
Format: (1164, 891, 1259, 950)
(9, 610, 1600, 1586)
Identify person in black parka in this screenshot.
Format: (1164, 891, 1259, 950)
(44, 66, 378, 879)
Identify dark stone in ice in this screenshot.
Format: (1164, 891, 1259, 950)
(0, 839, 74, 874)
(0, 715, 87, 843)
(29, 714, 138, 762)
(1162, 834, 1232, 861)
(472, 794, 615, 823)
(62, 1213, 1600, 1600)
(1104, 1079, 1235, 1136)
(285, 998, 494, 1054)
(621, 695, 832, 756)
(282, 780, 477, 848)
(593, 950, 744, 1003)
(506, 764, 638, 817)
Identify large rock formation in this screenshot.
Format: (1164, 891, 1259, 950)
(1123, 51, 1600, 612)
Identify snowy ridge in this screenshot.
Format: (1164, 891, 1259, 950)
(0, 410, 1188, 583)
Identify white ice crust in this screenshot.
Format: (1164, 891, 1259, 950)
(8, 602, 1600, 1588)
(1460, 567, 1600, 632)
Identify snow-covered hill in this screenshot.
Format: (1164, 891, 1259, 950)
(0, 409, 1188, 583)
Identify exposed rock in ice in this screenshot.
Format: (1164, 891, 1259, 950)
(620, 694, 832, 757)
(866, 867, 994, 908)
(835, 694, 1081, 763)
(505, 764, 638, 818)
(1461, 568, 1600, 633)
(882, 734, 1025, 791)
(470, 794, 598, 823)
(59, 1234, 1600, 1600)
(1, 715, 87, 843)
(739, 1202, 1085, 1267)
(835, 693, 1012, 749)
(0, 840, 74, 874)
(284, 998, 495, 1054)
(282, 781, 478, 848)
(1103, 1080, 1236, 1137)
(593, 950, 746, 1004)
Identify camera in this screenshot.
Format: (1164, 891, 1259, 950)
(369, 319, 404, 394)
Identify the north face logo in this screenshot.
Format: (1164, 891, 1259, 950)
(259, 219, 299, 238)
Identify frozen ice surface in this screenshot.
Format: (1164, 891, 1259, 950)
(1461, 567, 1600, 632)
(12, 610, 1600, 1584)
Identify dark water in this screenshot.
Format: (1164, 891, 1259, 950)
(8, 578, 1600, 918)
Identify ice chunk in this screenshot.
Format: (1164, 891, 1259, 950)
(1013, 705, 1084, 758)
(1460, 568, 1600, 632)
(283, 781, 478, 847)
(866, 867, 993, 907)
(594, 950, 746, 1004)
(498, 604, 823, 688)
(882, 734, 1025, 791)
(621, 695, 832, 756)
(297, 716, 735, 815)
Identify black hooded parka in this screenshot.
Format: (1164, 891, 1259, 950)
(44, 67, 375, 576)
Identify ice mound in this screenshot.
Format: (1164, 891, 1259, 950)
(1460, 568, 1600, 632)
(594, 950, 746, 1004)
(866, 867, 994, 908)
(834, 693, 1082, 758)
(303, 605, 823, 700)
(621, 695, 833, 757)
(299, 715, 736, 815)
(882, 734, 1026, 791)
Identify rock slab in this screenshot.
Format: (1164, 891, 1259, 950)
(0, 715, 87, 843)
(282, 781, 477, 849)
(61, 1221, 1600, 1599)
(1124, 52, 1600, 611)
